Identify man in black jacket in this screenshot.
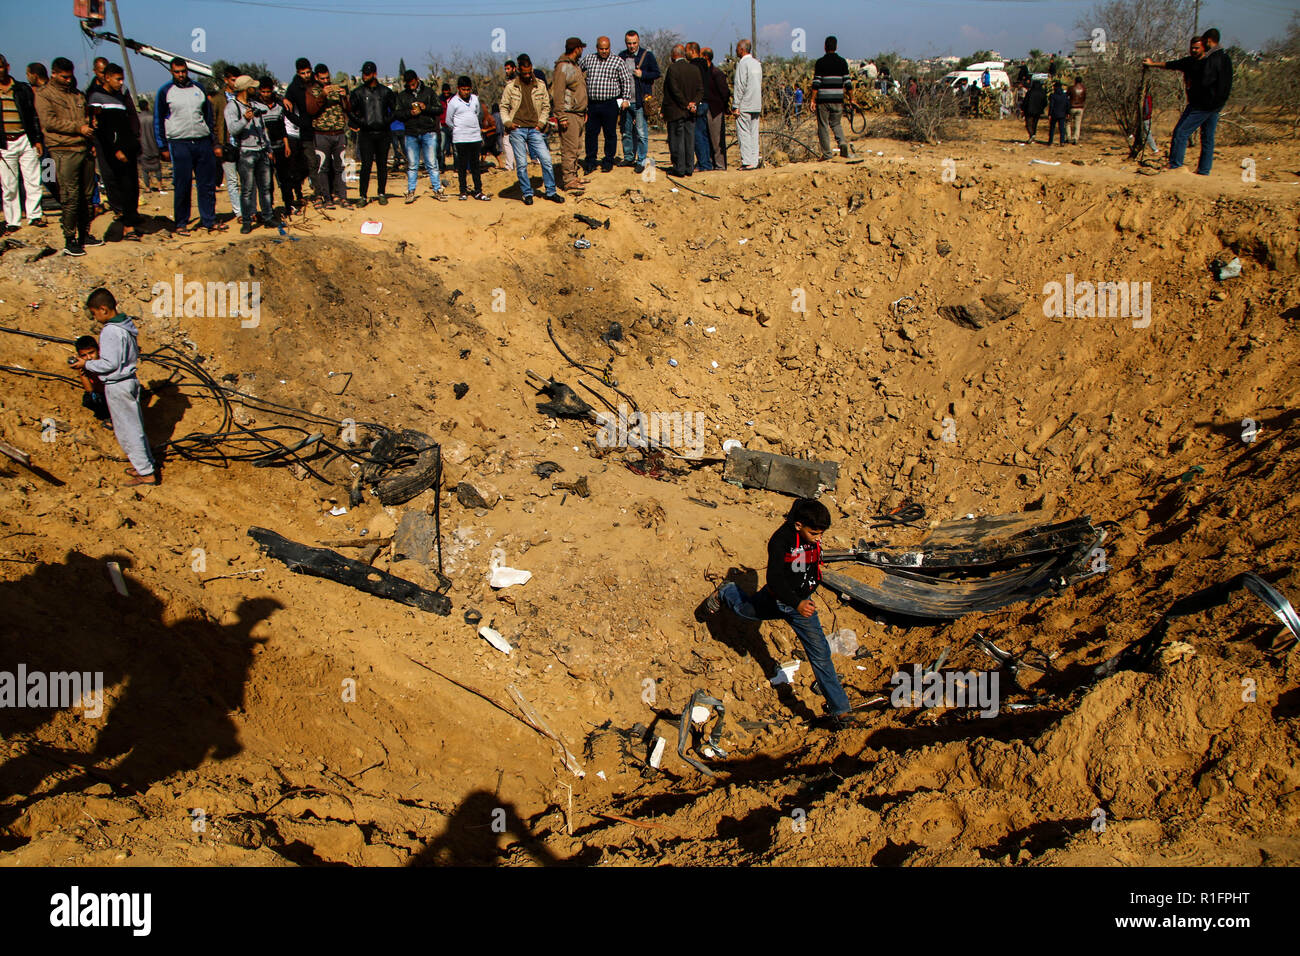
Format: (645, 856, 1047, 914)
(87, 63, 141, 240)
(662, 45, 702, 177)
(1021, 79, 1046, 143)
(349, 61, 395, 205)
(1146, 27, 1231, 175)
(0, 53, 47, 230)
(704, 498, 854, 726)
(394, 70, 445, 202)
(283, 57, 318, 187)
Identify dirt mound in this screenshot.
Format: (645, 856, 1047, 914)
(1, 126, 1298, 865)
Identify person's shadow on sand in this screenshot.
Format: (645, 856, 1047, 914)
(0, 551, 276, 840)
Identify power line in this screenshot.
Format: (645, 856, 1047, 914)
(196, 0, 652, 16)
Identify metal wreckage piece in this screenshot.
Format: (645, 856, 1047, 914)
(677, 691, 728, 777)
(1093, 571, 1300, 680)
(818, 512, 1106, 620)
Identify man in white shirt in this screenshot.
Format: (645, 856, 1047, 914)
(732, 39, 762, 170)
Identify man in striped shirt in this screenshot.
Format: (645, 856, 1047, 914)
(810, 35, 855, 160)
(579, 36, 632, 174)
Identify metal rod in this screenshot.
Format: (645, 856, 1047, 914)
(108, 0, 139, 102)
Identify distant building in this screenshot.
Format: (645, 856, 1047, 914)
(1071, 37, 1119, 68)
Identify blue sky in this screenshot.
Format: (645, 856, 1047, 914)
(4, 0, 1290, 93)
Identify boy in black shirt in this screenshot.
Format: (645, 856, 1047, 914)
(706, 498, 853, 724)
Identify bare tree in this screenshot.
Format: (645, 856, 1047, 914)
(640, 28, 683, 127)
(889, 71, 965, 144)
(1077, 0, 1195, 158)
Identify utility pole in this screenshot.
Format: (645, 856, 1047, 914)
(751, 0, 757, 57)
(108, 0, 139, 101)
(1193, 0, 1200, 37)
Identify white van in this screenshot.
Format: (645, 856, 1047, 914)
(941, 61, 1011, 91)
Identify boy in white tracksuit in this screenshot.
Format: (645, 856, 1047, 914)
(73, 287, 158, 486)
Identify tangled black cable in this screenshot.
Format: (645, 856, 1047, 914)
(0, 326, 408, 483)
(546, 315, 641, 413)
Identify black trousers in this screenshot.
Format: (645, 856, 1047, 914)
(1025, 114, 1041, 140)
(102, 152, 140, 226)
(271, 145, 300, 209)
(584, 98, 619, 169)
(1047, 115, 1067, 144)
(288, 137, 310, 202)
(668, 117, 695, 175)
(454, 141, 482, 195)
(357, 130, 390, 198)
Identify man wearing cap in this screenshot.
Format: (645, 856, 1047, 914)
(551, 37, 589, 191)
(225, 75, 277, 232)
(349, 61, 395, 204)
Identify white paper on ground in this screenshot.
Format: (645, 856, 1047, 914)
(478, 626, 512, 654)
(649, 736, 667, 768)
(490, 566, 532, 588)
(770, 660, 801, 686)
(360, 220, 383, 236)
(691, 704, 711, 724)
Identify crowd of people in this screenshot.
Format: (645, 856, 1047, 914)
(0, 26, 1236, 254)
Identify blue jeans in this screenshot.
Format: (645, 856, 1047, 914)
(508, 127, 557, 198)
(404, 132, 441, 193)
(1169, 108, 1218, 174)
(167, 137, 218, 229)
(694, 103, 713, 170)
(237, 149, 275, 224)
(719, 583, 851, 715)
(621, 105, 649, 165)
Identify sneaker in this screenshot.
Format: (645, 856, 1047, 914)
(543, 192, 565, 204)
(634, 163, 645, 174)
(704, 583, 725, 615)
(3, 224, 18, 234)
(432, 190, 448, 202)
(459, 192, 469, 201)
(473, 192, 491, 201)
(240, 222, 253, 234)
(80, 234, 104, 247)
(377, 194, 388, 205)
(30, 218, 47, 228)
(64, 241, 86, 257)
(827, 712, 860, 731)
(404, 190, 417, 204)
(523, 195, 534, 205)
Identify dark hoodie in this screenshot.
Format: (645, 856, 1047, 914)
(88, 83, 140, 157)
(764, 521, 823, 606)
(1022, 80, 1046, 117)
(1048, 86, 1070, 119)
